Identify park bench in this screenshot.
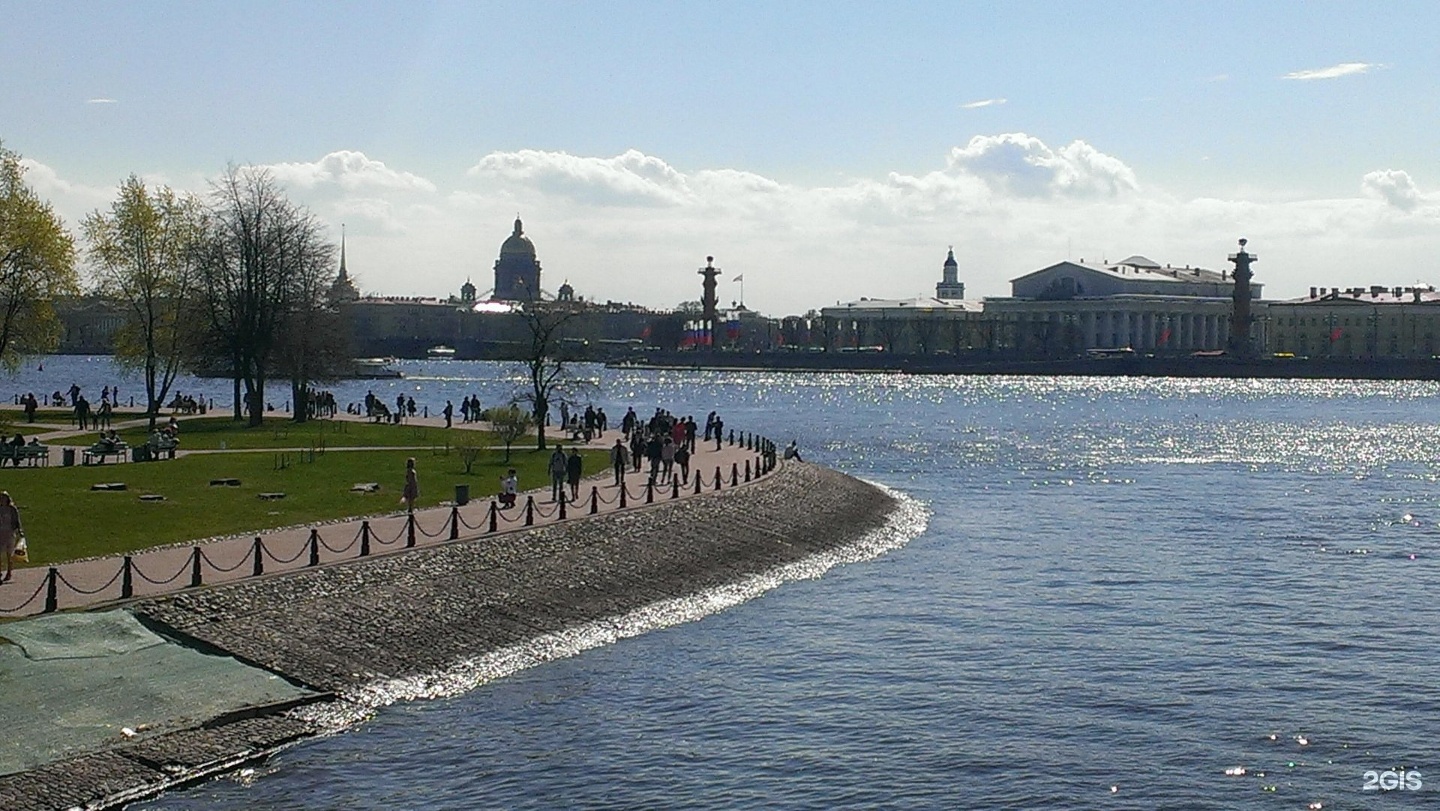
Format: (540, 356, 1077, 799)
(0, 444, 49, 467)
(83, 442, 129, 465)
(148, 435, 179, 460)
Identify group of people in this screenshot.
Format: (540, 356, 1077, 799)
(4, 434, 43, 467)
(165, 393, 205, 414)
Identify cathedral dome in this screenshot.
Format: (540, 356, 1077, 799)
(500, 218, 536, 256)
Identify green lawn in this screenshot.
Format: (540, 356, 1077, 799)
(49, 416, 492, 450)
(0, 445, 602, 565)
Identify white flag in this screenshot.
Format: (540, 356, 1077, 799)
(733, 274, 744, 282)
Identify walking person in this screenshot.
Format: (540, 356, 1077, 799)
(566, 447, 584, 501)
(443, 400, 454, 428)
(675, 442, 690, 485)
(0, 491, 23, 583)
(610, 438, 629, 486)
(712, 414, 724, 451)
(549, 445, 568, 502)
(402, 457, 419, 513)
(661, 437, 676, 482)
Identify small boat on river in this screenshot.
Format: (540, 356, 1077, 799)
(426, 345, 457, 359)
(348, 358, 404, 379)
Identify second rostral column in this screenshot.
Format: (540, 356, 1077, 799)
(699, 256, 721, 349)
(1228, 239, 1257, 358)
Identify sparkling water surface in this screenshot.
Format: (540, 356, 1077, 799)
(13, 359, 1440, 809)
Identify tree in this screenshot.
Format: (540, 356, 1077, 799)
(192, 166, 336, 427)
(271, 228, 345, 425)
(0, 142, 79, 370)
(82, 176, 205, 429)
(489, 403, 533, 463)
(512, 302, 595, 449)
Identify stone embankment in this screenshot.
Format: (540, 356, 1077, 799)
(0, 462, 900, 810)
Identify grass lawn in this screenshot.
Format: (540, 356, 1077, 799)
(0, 445, 603, 565)
(49, 416, 494, 451)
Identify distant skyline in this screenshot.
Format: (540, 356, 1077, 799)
(4, 1, 1437, 315)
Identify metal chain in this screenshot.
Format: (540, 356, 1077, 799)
(0, 578, 48, 612)
(456, 509, 489, 531)
(415, 516, 449, 538)
(319, 527, 363, 555)
(132, 557, 195, 586)
(263, 541, 310, 565)
(199, 548, 253, 574)
(55, 567, 125, 596)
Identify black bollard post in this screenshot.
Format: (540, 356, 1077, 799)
(590, 486, 599, 515)
(309, 529, 320, 567)
(619, 482, 628, 508)
(121, 556, 134, 598)
(406, 513, 417, 548)
(694, 475, 702, 495)
(671, 476, 680, 499)
(450, 506, 460, 540)
(44, 568, 59, 613)
(559, 495, 567, 520)
(731, 462, 739, 486)
(360, 521, 372, 557)
(745, 460, 752, 482)
(252, 536, 264, 577)
(714, 467, 722, 491)
(488, 502, 498, 532)
(728, 429, 734, 445)
(646, 480, 655, 504)
(525, 496, 535, 526)
(189, 547, 202, 587)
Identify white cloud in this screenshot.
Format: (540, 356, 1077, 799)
(17, 159, 114, 219)
(468, 148, 694, 207)
(945, 133, 1139, 198)
(1282, 62, 1380, 80)
(265, 150, 436, 193)
(1361, 169, 1423, 211)
(20, 139, 1440, 314)
(85, 98, 118, 104)
(960, 98, 1007, 109)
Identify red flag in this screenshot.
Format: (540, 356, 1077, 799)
(1330, 327, 1343, 342)
(1158, 327, 1171, 346)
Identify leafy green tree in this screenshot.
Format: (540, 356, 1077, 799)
(82, 176, 205, 429)
(489, 402, 533, 463)
(0, 142, 79, 370)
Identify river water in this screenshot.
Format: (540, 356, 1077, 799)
(12, 358, 1440, 809)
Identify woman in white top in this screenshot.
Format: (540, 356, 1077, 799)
(0, 491, 22, 582)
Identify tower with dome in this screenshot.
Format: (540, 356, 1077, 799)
(492, 217, 542, 300)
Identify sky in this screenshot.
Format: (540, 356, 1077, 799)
(3, 0, 1438, 315)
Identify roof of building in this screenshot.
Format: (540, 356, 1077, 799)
(1011, 259, 1230, 286)
(500, 217, 536, 257)
(825, 296, 984, 314)
(1279, 286, 1440, 305)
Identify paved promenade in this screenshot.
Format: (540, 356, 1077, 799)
(0, 410, 776, 619)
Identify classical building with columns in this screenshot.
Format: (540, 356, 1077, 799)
(982, 255, 1263, 356)
(820, 250, 1263, 357)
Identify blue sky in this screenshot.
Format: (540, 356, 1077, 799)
(4, 1, 1437, 313)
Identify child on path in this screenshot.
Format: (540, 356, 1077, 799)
(402, 458, 419, 512)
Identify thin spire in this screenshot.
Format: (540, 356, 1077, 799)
(338, 223, 348, 281)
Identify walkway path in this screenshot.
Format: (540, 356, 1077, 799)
(0, 411, 778, 618)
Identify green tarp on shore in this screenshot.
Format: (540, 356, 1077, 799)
(0, 611, 314, 776)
